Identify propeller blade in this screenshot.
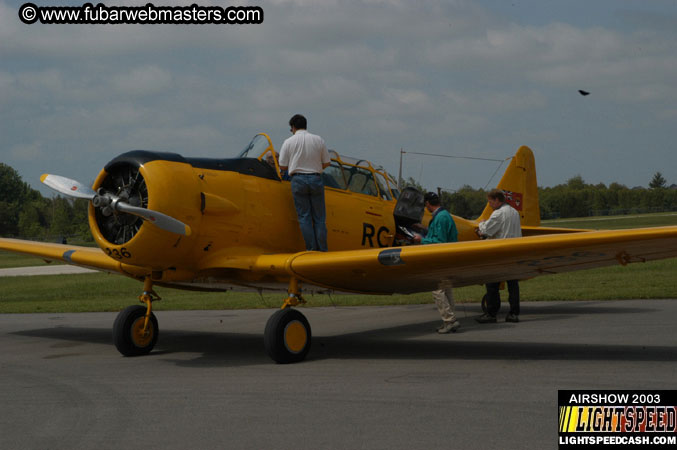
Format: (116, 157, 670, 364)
(40, 174, 96, 200)
(115, 202, 192, 236)
(40, 174, 190, 236)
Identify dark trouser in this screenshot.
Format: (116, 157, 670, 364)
(485, 280, 520, 317)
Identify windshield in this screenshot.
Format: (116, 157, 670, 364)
(238, 134, 272, 158)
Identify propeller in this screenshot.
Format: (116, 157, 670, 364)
(40, 174, 96, 200)
(40, 173, 191, 237)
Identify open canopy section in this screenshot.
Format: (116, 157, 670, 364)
(237, 133, 401, 200)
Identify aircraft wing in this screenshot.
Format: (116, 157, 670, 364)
(0, 238, 122, 274)
(255, 226, 677, 294)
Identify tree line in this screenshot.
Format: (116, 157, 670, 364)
(406, 172, 677, 220)
(0, 163, 90, 241)
(1, 162, 675, 240)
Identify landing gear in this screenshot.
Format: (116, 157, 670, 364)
(264, 308, 312, 364)
(113, 277, 160, 356)
(264, 277, 312, 364)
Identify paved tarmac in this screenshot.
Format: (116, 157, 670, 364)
(1, 300, 676, 450)
(0, 265, 96, 277)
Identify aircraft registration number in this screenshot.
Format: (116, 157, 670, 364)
(105, 247, 132, 259)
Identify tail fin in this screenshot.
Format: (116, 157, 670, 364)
(477, 146, 540, 226)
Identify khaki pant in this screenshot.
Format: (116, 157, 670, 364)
(432, 287, 457, 323)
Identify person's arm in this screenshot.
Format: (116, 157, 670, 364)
(320, 142, 331, 170)
(478, 209, 503, 238)
(421, 216, 442, 244)
(448, 216, 458, 242)
(279, 143, 289, 172)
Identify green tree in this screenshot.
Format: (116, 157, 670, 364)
(0, 163, 29, 236)
(566, 175, 586, 190)
(400, 177, 427, 192)
(48, 197, 74, 238)
(649, 172, 667, 189)
(17, 198, 50, 239)
(442, 185, 487, 219)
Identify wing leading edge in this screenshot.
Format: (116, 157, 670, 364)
(269, 226, 677, 294)
(0, 238, 122, 274)
(4, 226, 677, 297)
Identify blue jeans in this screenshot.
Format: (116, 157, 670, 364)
(291, 173, 328, 251)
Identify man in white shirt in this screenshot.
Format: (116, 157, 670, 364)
(475, 189, 522, 323)
(279, 114, 331, 251)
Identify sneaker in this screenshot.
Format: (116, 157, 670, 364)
(505, 313, 519, 323)
(437, 320, 460, 334)
(475, 313, 497, 324)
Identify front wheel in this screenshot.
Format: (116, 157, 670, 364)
(264, 308, 311, 364)
(113, 305, 158, 356)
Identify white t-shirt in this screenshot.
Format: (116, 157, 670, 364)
(279, 130, 331, 175)
(478, 203, 522, 239)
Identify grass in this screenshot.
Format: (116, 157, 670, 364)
(1, 211, 676, 313)
(1, 259, 674, 313)
(0, 251, 64, 269)
(542, 211, 677, 230)
(0, 272, 434, 313)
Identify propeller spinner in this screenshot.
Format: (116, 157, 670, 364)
(40, 173, 191, 237)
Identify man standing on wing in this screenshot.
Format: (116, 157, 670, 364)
(413, 192, 461, 334)
(279, 114, 331, 252)
(475, 188, 522, 323)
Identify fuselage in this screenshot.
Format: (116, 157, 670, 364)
(86, 133, 481, 291)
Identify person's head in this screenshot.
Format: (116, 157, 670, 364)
(424, 191, 440, 212)
(487, 188, 505, 210)
(265, 151, 275, 167)
(289, 114, 307, 133)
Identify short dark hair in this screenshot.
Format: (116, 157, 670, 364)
(289, 114, 307, 130)
(487, 188, 505, 203)
(424, 192, 440, 206)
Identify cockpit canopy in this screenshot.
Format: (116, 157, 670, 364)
(239, 133, 400, 200)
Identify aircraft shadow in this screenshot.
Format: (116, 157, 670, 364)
(455, 301, 656, 317)
(13, 311, 676, 367)
(311, 320, 677, 362)
(12, 327, 270, 367)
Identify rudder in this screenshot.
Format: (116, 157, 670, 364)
(477, 146, 540, 227)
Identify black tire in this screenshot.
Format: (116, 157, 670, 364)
(113, 305, 159, 356)
(264, 308, 311, 364)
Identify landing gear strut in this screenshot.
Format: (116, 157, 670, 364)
(113, 277, 160, 356)
(264, 277, 312, 364)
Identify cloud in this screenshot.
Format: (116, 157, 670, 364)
(1, 0, 676, 193)
(109, 65, 173, 96)
(9, 141, 48, 162)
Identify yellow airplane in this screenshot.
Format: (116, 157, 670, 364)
(1, 133, 677, 364)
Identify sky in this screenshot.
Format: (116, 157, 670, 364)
(1, 0, 676, 197)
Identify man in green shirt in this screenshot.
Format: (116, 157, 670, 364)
(413, 192, 460, 334)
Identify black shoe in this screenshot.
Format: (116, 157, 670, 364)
(475, 313, 497, 324)
(505, 313, 519, 323)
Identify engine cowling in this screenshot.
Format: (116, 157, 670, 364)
(88, 151, 202, 270)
